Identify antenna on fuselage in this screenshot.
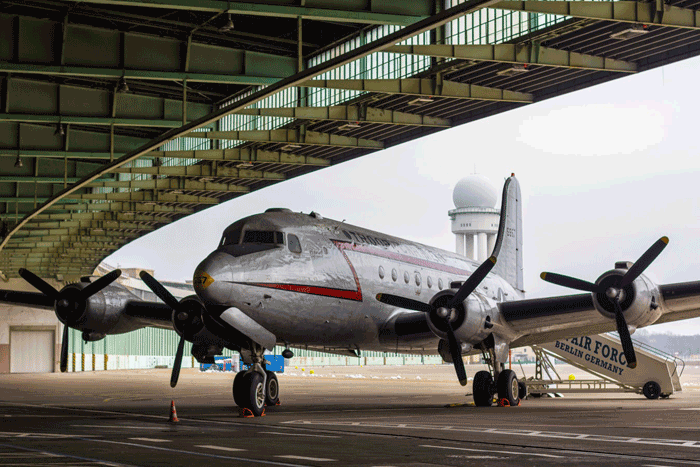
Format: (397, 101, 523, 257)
(333, 219, 346, 234)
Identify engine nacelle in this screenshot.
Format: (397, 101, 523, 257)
(172, 295, 207, 341)
(426, 288, 494, 346)
(592, 269, 662, 328)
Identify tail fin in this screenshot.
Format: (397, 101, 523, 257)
(491, 175, 524, 293)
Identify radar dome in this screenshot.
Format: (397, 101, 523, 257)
(453, 174, 498, 208)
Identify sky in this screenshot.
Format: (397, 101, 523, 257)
(107, 54, 700, 335)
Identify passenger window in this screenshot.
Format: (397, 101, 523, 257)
(288, 234, 302, 254)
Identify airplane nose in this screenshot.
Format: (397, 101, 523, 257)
(193, 252, 233, 305)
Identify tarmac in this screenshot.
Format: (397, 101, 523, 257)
(0, 363, 699, 466)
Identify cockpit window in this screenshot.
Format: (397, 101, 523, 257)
(242, 230, 284, 245)
(288, 234, 302, 253)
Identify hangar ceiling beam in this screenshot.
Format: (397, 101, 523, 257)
(0, 0, 509, 255)
(25, 220, 162, 231)
(58, 0, 428, 25)
(187, 129, 385, 149)
(46, 202, 195, 215)
(0, 63, 282, 87)
(0, 176, 112, 184)
(299, 79, 534, 103)
(0, 114, 207, 129)
(386, 44, 638, 73)
(144, 149, 331, 166)
(64, 191, 220, 205)
(233, 106, 451, 127)
(3, 212, 174, 223)
(12, 226, 155, 237)
(494, 1, 700, 30)
(87, 178, 251, 193)
(111, 165, 287, 181)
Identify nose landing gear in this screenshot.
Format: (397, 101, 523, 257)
(232, 347, 281, 416)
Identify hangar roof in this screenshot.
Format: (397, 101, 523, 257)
(1, 0, 699, 280)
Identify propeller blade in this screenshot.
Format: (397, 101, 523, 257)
(140, 271, 180, 310)
(18, 268, 60, 300)
(448, 256, 497, 308)
(613, 298, 637, 369)
(445, 322, 467, 386)
(170, 335, 185, 388)
(59, 325, 69, 373)
(376, 293, 433, 314)
(540, 272, 600, 293)
(620, 237, 669, 289)
(80, 269, 121, 300)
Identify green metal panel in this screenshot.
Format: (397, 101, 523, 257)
(64, 25, 120, 68)
(18, 123, 62, 150)
(10, 79, 57, 114)
(125, 33, 182, 72)
(0, 15, 13, 61)
(189, 43, 245, 75)
(18, 16, 58, 64)
(60, 85, 111, 117)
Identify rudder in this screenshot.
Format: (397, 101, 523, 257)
(491, 175, 524, 294)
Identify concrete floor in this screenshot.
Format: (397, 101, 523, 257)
(0, 364, 699, 466)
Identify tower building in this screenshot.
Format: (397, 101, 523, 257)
(449, 174, 500, 261)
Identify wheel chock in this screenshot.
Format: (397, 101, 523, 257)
(498, 398, 510, 407)
(239, 407, 266, 418)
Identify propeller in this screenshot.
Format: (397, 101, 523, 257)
(540, 236, 669, 369)
(18, 268, 121, 373)
(377, 255, 497, 386)
(139, 271, 204, 388)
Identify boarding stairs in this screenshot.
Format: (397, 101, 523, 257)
(521, 333, 684, 399)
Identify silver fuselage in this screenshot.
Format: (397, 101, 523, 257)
(194, 210, 522, 353)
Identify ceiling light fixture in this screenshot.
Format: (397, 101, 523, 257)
(14, 155, 22, 168)
(236, 162, 254, 169)
(281, 144, 302, 151)
(407, 97, 434, 105)
(219, 13, 234, 32)
(338, 123, 361, 131)
(117, 76, 129, 93)
(54, 123, 65, 136)
(610, 25, 649, 40)
(496, 64, 529, 77)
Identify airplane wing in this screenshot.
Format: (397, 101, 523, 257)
(502, 280, 700, 348)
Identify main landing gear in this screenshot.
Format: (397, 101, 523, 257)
(472, 350, 521, 407)
(232, 347, 280, 416)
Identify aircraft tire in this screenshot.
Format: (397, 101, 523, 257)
(473, 370, 494, 407)
(517, 381, 527, 400)
(265, 371, 279, 406)
(232, 371, 246, 407)
(643, 381, 661, 400)
(243, 372, 266, 416)
(497, 369, 519, 406)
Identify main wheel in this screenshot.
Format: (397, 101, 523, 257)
(473, 370, 494, 407)
(497, 369, 519, 406)
(241, 372, 266, 416)
(265, 371, 279, 406)
(517, 381, 527, 400)
(643, 381, 661, 400)
(232, 371, 247, 407)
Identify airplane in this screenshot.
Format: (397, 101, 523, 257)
(2, 174, 700, 416)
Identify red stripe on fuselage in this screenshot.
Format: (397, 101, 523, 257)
(245, 283, 362, 301)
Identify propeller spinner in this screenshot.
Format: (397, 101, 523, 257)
(18, 268, 122, 373)
(377, 255, 497, 386)
(540, 236, 669, 369)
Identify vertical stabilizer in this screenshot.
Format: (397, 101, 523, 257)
(491, 175, 524, 293)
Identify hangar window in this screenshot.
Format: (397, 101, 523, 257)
(288, 234, 302, 254)
(243, 231, 284, 245)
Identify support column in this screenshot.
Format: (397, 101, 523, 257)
(477, 232, 487, 262)
(465, 234, 475, 261)
(455, 233, 465, 256)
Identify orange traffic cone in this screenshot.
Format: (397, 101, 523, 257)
(168, 400, 179, 423)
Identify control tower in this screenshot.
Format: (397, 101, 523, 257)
(449, 174, 500, 261)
